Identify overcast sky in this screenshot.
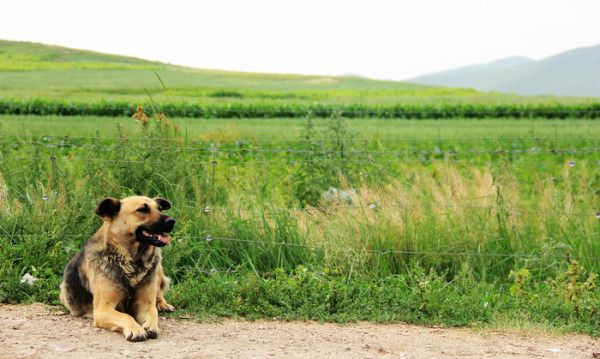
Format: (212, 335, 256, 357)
(1, 0, 599, 80)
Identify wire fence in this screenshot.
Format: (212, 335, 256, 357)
(2, 132, 599, 274)
(2, 232, 599, 262)
(3, 134, 598, 219)
(10, 190, 600, 217)
(2, 138, 600, 157)
(1, 133, 600, 143)
(6, 146, 600, 168)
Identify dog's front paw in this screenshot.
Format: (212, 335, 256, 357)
(143, 321, 159, 339)
(157, 302, 175, 312)
(124, 324, 148, 342)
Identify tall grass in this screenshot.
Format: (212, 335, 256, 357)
(0, 113, 598, 333)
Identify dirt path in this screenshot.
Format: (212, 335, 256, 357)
(0, 304, 598, 359)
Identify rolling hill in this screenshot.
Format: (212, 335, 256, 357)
(0, 39, 593, 106)
(407, 45, 600, 97)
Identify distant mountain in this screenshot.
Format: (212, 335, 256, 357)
(407, 45, 600, 97)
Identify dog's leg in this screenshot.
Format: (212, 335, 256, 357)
(92, 276, 147, 342)
(132, 276, 160, 339)
(156, 264, 175, 312)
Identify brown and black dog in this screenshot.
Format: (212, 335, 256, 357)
(60, 196, 176, 341)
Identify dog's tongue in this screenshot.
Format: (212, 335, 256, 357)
(158, 234, 170, 244)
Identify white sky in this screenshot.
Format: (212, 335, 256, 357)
(1, 0, 599, 80)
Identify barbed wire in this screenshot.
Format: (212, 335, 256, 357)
(1, 232, 599, 261)
(0, 133, 599, 143)
(205, 236, 600, 261)
(12, 185, 599, 217)
(2, 130, 599, 266)
(7, 193, 598, 217)
(173, 203, 599, 217)
(45, 155, 598, 167)
(2, 139, 600, 157)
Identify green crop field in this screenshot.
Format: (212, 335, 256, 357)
(0, 40, 599, 335)
(2, 40, 599, 119)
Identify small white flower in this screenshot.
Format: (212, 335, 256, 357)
(20, 273, 38, 286)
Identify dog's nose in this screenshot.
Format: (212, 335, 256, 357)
(164, 217, 176, 232)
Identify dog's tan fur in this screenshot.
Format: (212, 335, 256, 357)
(59, 196, 175, 341)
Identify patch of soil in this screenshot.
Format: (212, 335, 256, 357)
(0, 304, 598, 358)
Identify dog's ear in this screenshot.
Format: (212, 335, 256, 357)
(154, 197, 171, 211)
(95, 198, 121, 219)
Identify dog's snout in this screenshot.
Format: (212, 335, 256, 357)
(164, 217, 176, 232)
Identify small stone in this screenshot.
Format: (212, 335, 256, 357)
(52, 343, 76, 352)
(10, 320, 26, 330)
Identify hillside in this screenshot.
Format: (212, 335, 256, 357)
(0, 39, 592, 106)
(408, 45, 600, 97)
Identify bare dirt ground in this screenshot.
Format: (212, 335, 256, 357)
(0, 304, 598, 359)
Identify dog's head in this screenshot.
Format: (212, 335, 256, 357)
(95, 196, 175, 247)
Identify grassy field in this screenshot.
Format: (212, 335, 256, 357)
(2, 40, 598, 110)
(0, 39, 599, 335)
(0, 113, 598, 334)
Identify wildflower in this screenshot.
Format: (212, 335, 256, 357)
(20, 273, 38, 286)
(132, 105, 149, 125)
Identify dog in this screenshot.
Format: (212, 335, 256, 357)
(59, 196, 176, 341)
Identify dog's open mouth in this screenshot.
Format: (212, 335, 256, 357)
(135, 227, 170, 247)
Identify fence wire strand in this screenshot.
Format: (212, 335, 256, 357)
(1, 233, 599, 261)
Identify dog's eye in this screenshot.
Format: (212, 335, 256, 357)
(136, 204, 150, 214)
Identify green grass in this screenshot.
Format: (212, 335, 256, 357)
(0, 114, 598, 335)
(2, 114, 600, 140)
(2, 39, 598, 109)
